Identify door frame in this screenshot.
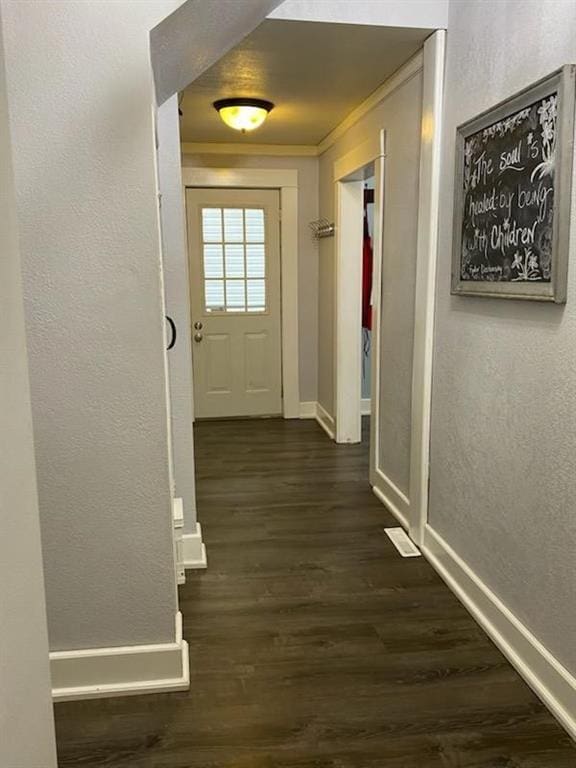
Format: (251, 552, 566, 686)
(333, 132, 386, 446)
(333, 31, 445, 546)
(181, 167, 300, 419)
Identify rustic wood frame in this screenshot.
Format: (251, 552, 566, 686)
(451, 65, 575, 303)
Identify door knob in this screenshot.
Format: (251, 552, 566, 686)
(194, 332, 203, 343)
(194, 321, 203, 330)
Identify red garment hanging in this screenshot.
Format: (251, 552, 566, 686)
(362, 210, 373, 331)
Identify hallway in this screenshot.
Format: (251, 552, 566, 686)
(54, 419, 576, 767)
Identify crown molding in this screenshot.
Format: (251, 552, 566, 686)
(317, 50, 424, 155)
(180, 142, 319, 157)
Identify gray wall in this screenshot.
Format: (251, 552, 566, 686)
(1, 0, 182, 651)
(318, 67, 422, 495)
(158, 98, 198, 535)
(429, 0, 576, 673)
(0, 9, 57, 764)
(182, 153, 319, 403)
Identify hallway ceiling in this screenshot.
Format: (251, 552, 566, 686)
(179, 20, 430, 147)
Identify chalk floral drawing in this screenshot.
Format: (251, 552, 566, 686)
(531, 94, 557, 182)
(511, 247, 542, 281)
(481, 107, 531, 141)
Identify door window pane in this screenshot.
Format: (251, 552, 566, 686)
(224, 243, 245, 278)
(223, 208, 244, 242)
(246, 243, 265, 277)
(203, 244, 223, 278)
(200, 206, 267, 313)
(225, 280, 245, 311)
(247, 279, 265, 312)
(205, 280, 225, 311)
(245, 209, 265, 242)
(202, 208, 222, 242)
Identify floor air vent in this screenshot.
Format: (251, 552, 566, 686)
(384, 527, 422, 558)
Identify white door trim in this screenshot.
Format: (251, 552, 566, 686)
(333, 131, 386, 444)
(409, 30, 445, 545)
(181, 167, 300, 419)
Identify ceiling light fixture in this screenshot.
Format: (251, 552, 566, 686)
(213, 98, 274, 133)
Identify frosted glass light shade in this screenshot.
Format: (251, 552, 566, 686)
(213, 99, 274, 133)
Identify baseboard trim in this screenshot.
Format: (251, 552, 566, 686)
(361, 397, 371, 416)
(182, 523, 207, 569)
(299, 401, 317, 419)
(372, 468, 410, 530)
(422, 525, 576, 741)
(50, 612, 189, 702)
(315, 402, 336, 440)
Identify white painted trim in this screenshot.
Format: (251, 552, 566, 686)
(315, 402, 335, 440)
(333, 137, 381, 182)
(182, 167, 300, 419)
(182, 167, 297, 189)
(409, 31, 445, 547)
(279, 186, 300, 418)
(334, 132, 385, 445)
(372, 468, 409, 530)
(369, 146, 385, 489)
(334, 178, 364, 443)
(299, 401, 317, 419)
(422, 525, 576, 741)
(50, 613, 189, 702)
(318, 51, 424, 155)
(182, 142, 318, 157)
(302, 400, 367, 424)
(182, 523, 207, 569)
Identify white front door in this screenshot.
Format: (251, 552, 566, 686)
(186, 188, 282, 418)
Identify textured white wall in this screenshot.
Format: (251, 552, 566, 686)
(317, 68, 422, 495)
(1, 0, 183, 650)
(182, 152, 320, 403)
(270, 0, 448, 28)
(158, 98, 198, 535)
(429, 0, 576, 673)
(0, 9, 57, 765)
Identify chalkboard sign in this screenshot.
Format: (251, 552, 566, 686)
(452, 66, 575, 302)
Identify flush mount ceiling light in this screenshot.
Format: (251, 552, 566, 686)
(213, 98, 274, 133)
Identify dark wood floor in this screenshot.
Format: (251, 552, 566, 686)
(55, 418, 576, 767)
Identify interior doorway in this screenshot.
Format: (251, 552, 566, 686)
(361, 175, 376, 428)
(186, 187, 282, 418)
(182, 167, 301, 420)
(334, 131, 385, 451)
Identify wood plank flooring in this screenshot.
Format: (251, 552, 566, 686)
(54, 417, 576, 767)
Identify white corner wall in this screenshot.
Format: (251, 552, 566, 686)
(429, 0, 576, 678)
(157, 97, 198, 536)
(0, 8, 57, 764)
(0, 0, 183, 651)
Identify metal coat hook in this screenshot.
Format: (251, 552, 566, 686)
(309, 218, 335, 240)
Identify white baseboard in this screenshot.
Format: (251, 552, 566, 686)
(372, 467, 410, 530)
(422, 525, 576, 741)
(50, 612, 189, 702)
(361, 397, 371, 416)
(182, 523, 207, 569)
(299, 401, 317, 419)
(315, 402, 336, 440)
